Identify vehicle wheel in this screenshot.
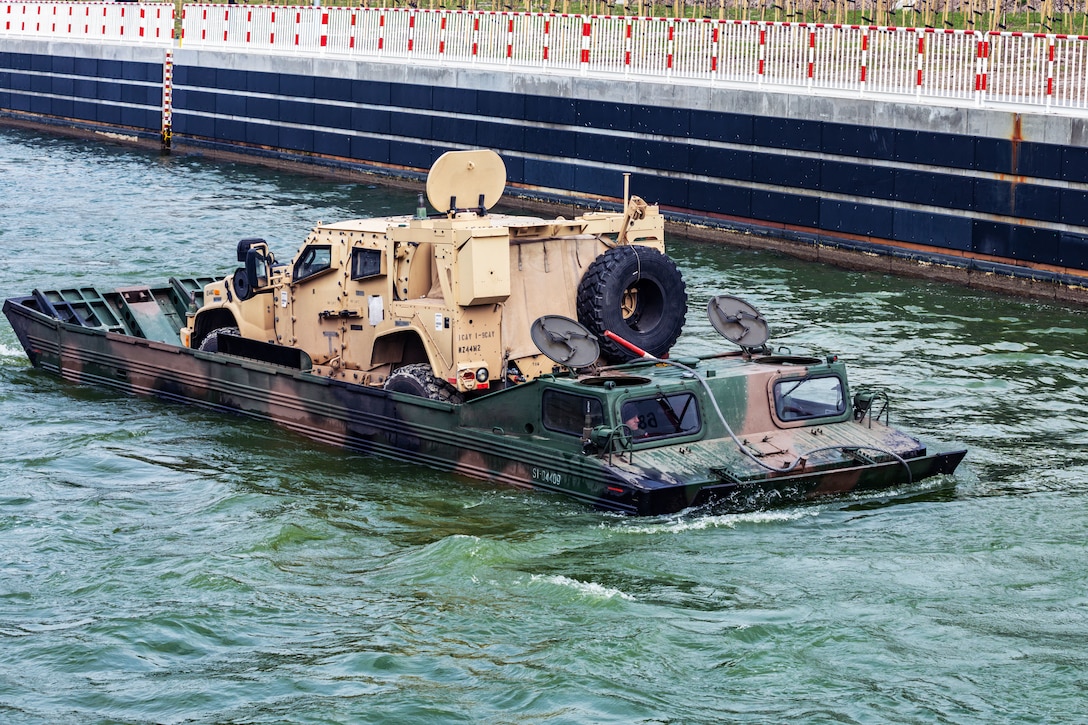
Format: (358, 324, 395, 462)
(576, 245, 687, 363)
(198, 326, 240, 353)
(384, 363, 464, 404)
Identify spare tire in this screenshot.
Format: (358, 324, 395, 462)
(577, 245, 686, 363)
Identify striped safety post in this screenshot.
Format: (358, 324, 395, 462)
(438, 13, 447, 59)
(710, 23, 719, 77)
(666, 18, 675, 76)
(1046, 34, 1056, 108)
(975, 31, 989, 105)
(807, 28, 816, 89)
(542, 16, 550, 64)
(580, 15, 591, 75)
(916, 29, 925, 95)
(471, 14, 480, 62)
(758, 22, 766, 84)
(860, 26, 869, 89)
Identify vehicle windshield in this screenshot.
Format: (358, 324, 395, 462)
(620, 393, 701, 441)
(774, 376, 846, 421)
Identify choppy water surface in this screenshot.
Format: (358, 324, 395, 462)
(2, 127, 1087, 723)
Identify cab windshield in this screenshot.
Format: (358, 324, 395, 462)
(774, 376, 846, 421)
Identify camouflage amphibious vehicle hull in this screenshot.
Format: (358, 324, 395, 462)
(4, 283, 965, 516)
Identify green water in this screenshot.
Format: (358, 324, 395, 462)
(2, 127, 1087, 723)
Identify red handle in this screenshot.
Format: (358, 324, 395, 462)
(604, 330, 653, 359)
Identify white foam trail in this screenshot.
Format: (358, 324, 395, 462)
(0, 342, 27, 359)
(531, 574, 634, 601)
(605, 508, 821, 535)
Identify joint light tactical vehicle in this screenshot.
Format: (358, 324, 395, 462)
(4, 150, 965, 515)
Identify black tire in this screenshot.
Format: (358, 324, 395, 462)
(384, 363, 464, 404)
(232, 268, 253, 301)
(198, 326, 240, 353)
(577, 245, 687, 363)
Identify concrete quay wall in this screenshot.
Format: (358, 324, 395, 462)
(3, 37, 1088, 300)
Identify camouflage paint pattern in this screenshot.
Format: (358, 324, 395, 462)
(4, 291, 965, 516)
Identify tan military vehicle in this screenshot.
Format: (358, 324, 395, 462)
(181, 149, 687, 399)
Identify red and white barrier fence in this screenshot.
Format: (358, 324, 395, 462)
(175, 6, 1088, 110)
(3, 2, 1086, 111)
(1, 2, 173, 44)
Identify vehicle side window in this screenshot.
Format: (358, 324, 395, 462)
(620, 393, 701, 440)
(351, 248, 383, 280)
(542, 391, 604, 437)
(293, 245, 332, 282)
(774, 376, 846, 421)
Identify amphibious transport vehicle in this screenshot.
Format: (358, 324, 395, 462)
(3, 150, 965, 515)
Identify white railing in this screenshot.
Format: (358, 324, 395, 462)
(175, 6, 1088, 110)
(3, 2, 1087, 110)
(0, 2, 173, 44)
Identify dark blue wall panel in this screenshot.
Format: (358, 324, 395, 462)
(689, 147, 753, 182)
(352, 136, 390, 164)
(1016, 142, 1063, 180)
(633, 105, 688, 137)
(894, 169, 973, 209)
(318, 102, 352, 131)
(523, 158, 575, 190)
(524, 94, 575, 125)
(478, 90, 523, 120)
(314, 130, 351, 158)
(974, 137, 1012, 174)
(820, 200, 895, 239)
(754, 117, 821, 152)
(687, 181, 750, 218)
(391, 83, 432, 111)
(353, 80, 390, 105)
(574, 164, 622, 197)
(822, 122, 895, 160)
(689, 110, 753, 144)
(636, 140, 688, 173)
(752, 190, 819, 227)
(476, 120, 524, 153)
(576, 133, 629, 165)
(246, 121, 278, 147)
(315, 76, 353, 103)
(576, 99, 630, 132)
(1062, 146, 1088, 183)
(895, 129, 974, 169)
(819, 160, 896, 200)
(432, 86, 475, 114)
(1059, 233, 1088, 268)
(431, 116, 476, 145)
(351, 107, 390, 134)
(892, 210, 972, 252)
(753, 153, 820, 189)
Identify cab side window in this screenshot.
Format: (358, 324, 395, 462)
(293, 245, 332, 282)
(542, 391, 603, 436)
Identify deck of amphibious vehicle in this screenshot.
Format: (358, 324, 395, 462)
(2, 150, 965, 515)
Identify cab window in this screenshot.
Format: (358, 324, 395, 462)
(294, 245, 332, 282)
(351, 248, 383, 280)
(774, 376, 846, 421)
(620, 393, 701, 440)
(542, 391, 604, 436)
